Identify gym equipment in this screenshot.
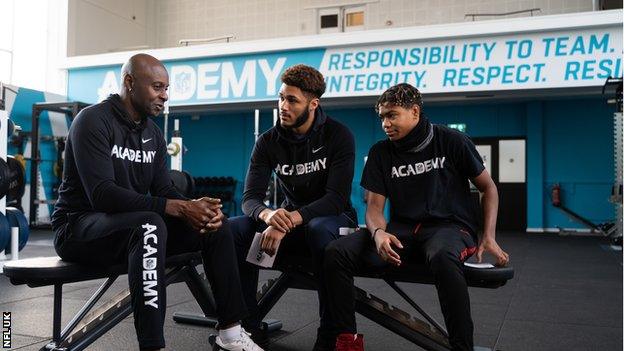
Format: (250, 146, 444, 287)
(0, 155, 26, 202)
(0, 212, 9, 254)
(13, 153, 26, 169)
(166, 116, 195, 197)
(551, 184, 617, 236)
(7, 119, 15, 137)
(170, 170, 195, 198)
(192, 176, 237, 215)
(603, 77, 623, 243)
(167, 117, 183, 171)
(3, 207, 29, 254)
(0, 157, 10, 199)
(30, 101, 88, 227)
(53, 138, 66, 178)
(6, 155, 26, 204)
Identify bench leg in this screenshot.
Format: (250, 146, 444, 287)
(57, 266, 186, 351)
(53, 284, 62, 342)
(68, 301, 133, 351)
(40, 284, 65, 350)
(385, 279, 448, 338)
(172, 265, 221, 328)
(256, 273, 292, 320)
(184, 265, 218, 316)
(354, 287, 451, 351)
(173, 271, 292, 334)
(60, 277, 118, 341)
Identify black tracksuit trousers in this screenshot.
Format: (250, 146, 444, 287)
(54, 211, 247, 349)
(324, 222, 477, 351)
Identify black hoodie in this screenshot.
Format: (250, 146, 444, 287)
(242, 106, 356, 225)
(51, 94, 184, 230)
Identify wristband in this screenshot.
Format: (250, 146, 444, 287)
(372, 227, 385, 239)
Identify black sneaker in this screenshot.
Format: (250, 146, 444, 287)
(243, 325, 270, 349)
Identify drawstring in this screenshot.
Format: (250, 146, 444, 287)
(138, 130, 145, 183)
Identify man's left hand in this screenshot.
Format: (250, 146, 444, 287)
(476, 237, 509, 266)
(195, 197, 224, 233)
(202, 207, 224, 233)
(261, 226, 287, 256)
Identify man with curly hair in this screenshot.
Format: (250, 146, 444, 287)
(323, 83, 509, 351)
(230, 64, 357, 350)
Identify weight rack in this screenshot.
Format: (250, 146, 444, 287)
(30, 102, 88, 228)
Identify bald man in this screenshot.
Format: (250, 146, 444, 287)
(51, 54, 262, 351)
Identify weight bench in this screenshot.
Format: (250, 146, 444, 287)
(3, 252, 218, 351)
(173, 258, 514, 351)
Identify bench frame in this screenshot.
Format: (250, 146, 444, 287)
(5, 254, 217, 351)
(174, 262, 512, 351)
(5, 255, 511, 351)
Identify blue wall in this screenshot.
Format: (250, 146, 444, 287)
(167, 97, 615, 230)
(7, 86, 615, 230)
(541, 98, 615, 228)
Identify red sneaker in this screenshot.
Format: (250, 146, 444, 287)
(335, 333, 364, 351)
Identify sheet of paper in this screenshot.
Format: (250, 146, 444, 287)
(246, 232, 277, 268)
(338, 227, 358, 236)
(463, 262, 495, 269)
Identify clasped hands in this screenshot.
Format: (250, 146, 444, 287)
(259, 208, 302, 256)
(169, 197, 224, 234)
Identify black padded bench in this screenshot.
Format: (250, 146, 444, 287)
(4, 253, 513, 351)
(174, 257, 514, 351)
(3, 252, 218, 351)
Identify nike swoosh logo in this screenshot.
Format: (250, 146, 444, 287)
(142, 138, 152, 143)
(312, 146, 324, 153)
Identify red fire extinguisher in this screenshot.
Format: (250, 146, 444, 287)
(552, 183, 561, 207)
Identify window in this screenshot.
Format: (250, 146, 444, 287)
(320, 14, 339, 29)
(346, 11, 364, 27)
(344, 6, 365, 32)
(319, 8, 340, 33)
(317, 5, 366, 33)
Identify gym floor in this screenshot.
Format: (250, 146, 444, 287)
(0, 230, 621, 351)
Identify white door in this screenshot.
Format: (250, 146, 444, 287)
(499, 139, 526, 183)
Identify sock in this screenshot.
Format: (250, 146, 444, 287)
(219, 324, 242, 344)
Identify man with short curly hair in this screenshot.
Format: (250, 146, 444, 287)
(229, 64, 357, 350)
(324, 83, 509, 351)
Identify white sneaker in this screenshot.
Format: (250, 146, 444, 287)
(214, 328, 264, 351)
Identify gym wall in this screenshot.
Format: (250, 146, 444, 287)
(155, 97, 615, 231)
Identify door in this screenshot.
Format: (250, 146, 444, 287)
(473, 137, 527, 231)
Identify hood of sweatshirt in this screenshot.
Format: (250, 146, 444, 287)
(107, 94, 148, 133)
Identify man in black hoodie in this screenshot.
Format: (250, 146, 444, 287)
(323, 83, 509, 351)
(229, 64, 357, 350)
(51, 54, 262, 351)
